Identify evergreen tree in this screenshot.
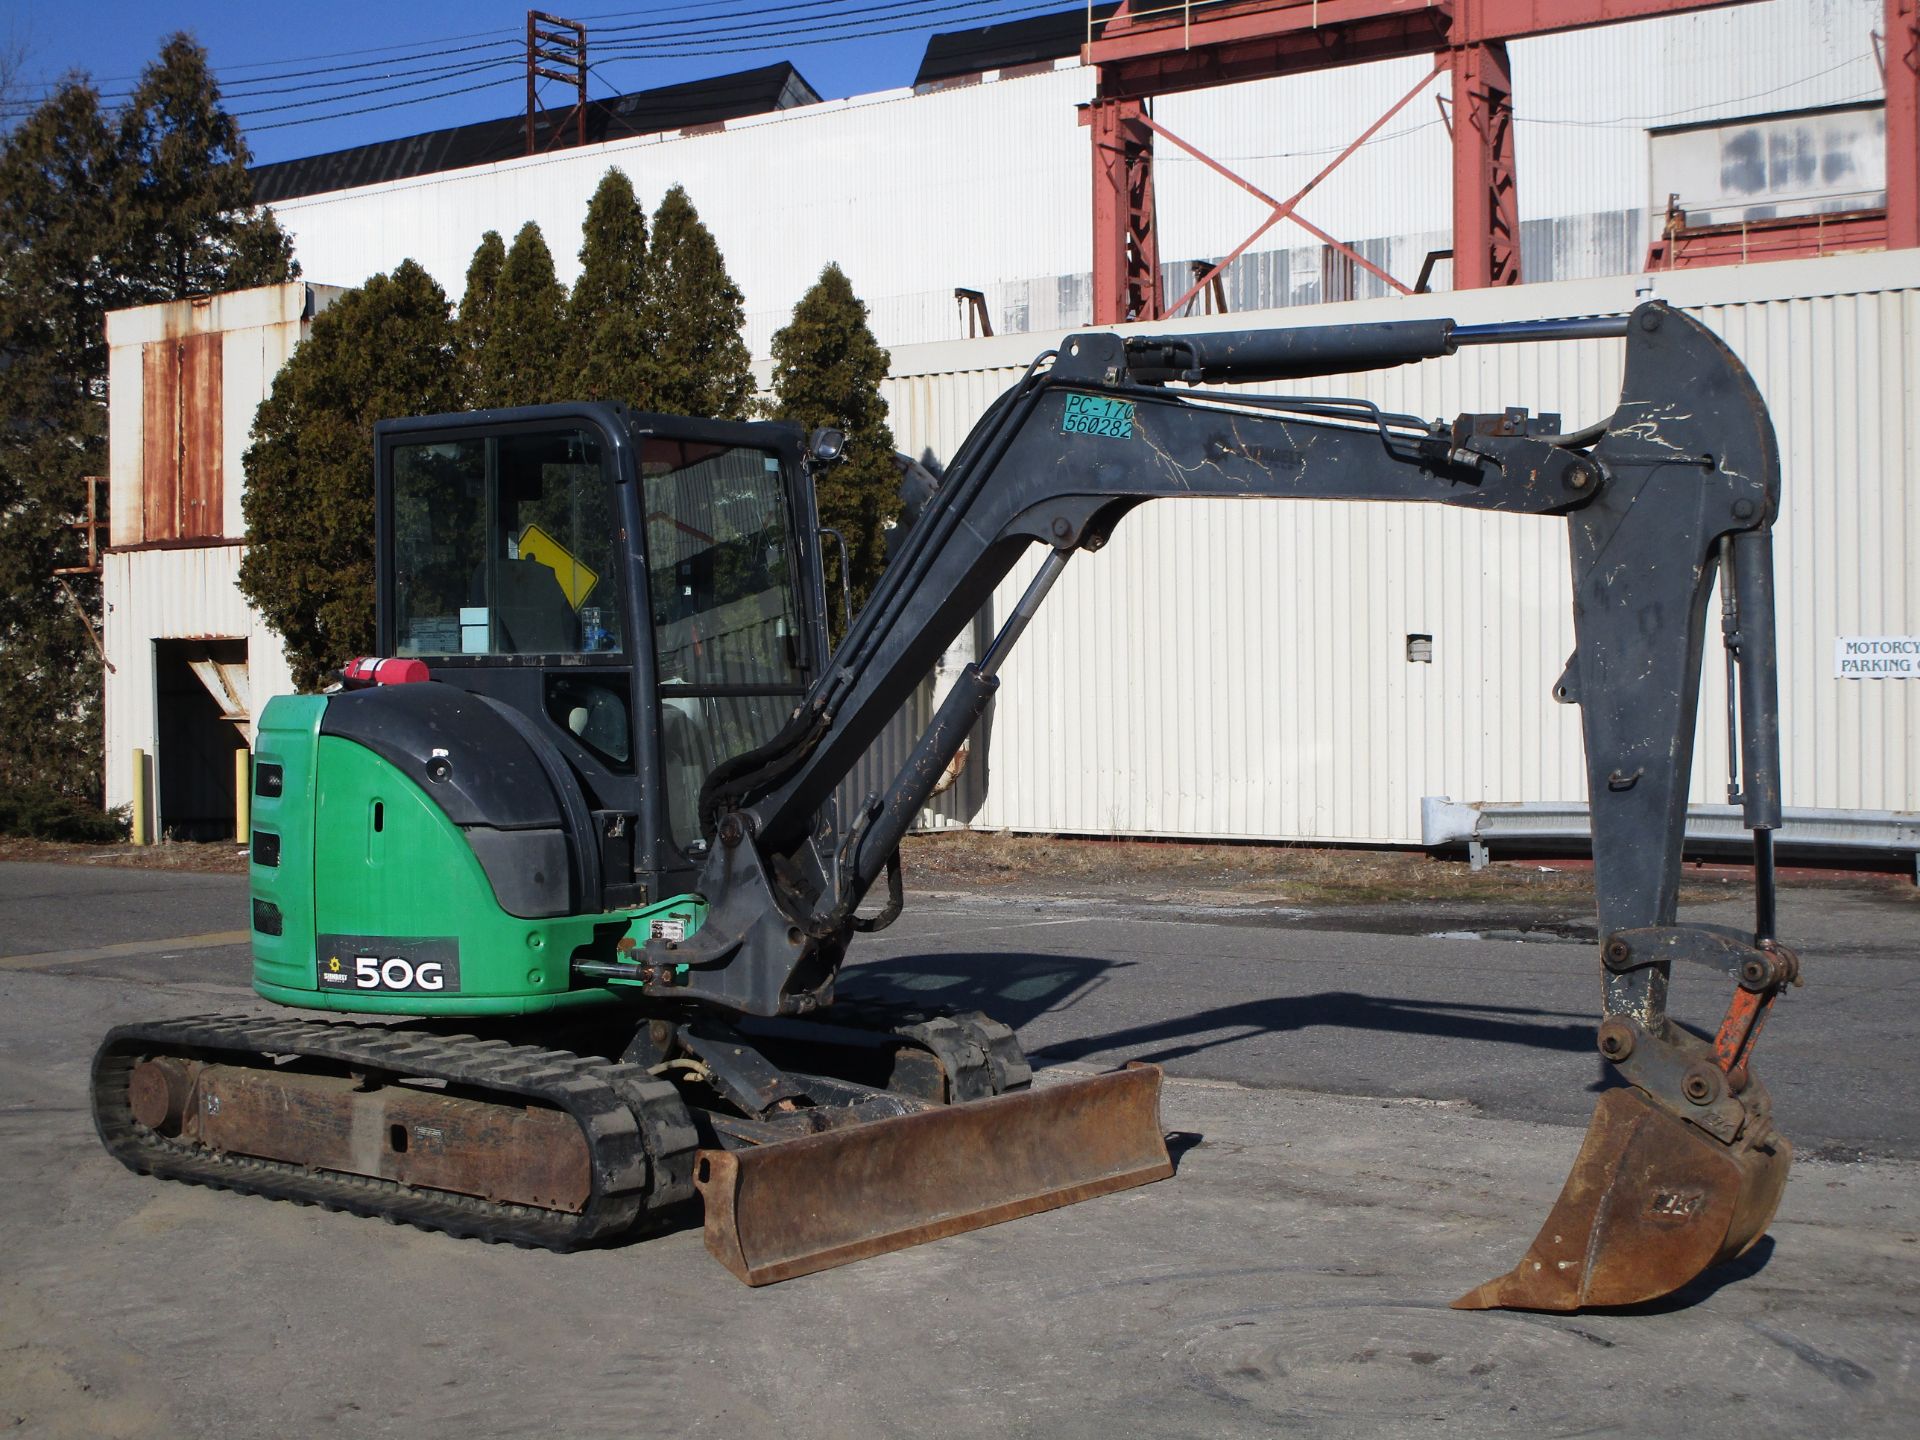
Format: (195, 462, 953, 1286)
(238, 263, 462, 689)
(769, 263, 897, 637)
(0, 80, 118, 800)
(565, 167, 651, 405)
(114, 34, 296, 301)
(0, 41, 295, 805)
(639, 184, 753, 419)
(470, 221, 565, 408)
(454, 229, 504, 398)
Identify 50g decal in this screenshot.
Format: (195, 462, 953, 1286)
(349, 955, 449, 991)
(316, 935, 461, 994)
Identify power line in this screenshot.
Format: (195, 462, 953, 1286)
(593, 0, 1051, 42)
(20, 0, 1053, 103)
(220, 46, 525, 103)
(234, 57, 523, 119)
(12, 0, 1060, 123)
(591, 0, 1072, 61)
(247, 73, 524, 134)
(232, 1, 1067, 131)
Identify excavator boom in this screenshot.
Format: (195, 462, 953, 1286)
(627, 300, 1795, 1303)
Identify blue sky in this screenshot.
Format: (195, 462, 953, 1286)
(3, 1, 1077, 164)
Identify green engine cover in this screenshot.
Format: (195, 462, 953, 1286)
(249, 692, 701, 1017)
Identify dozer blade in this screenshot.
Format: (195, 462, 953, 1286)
(696, 1062, 1174, 1285)
(1453, 1085, 1791, 1312)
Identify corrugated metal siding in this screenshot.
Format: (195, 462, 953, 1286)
(101, 285, 330, 813)
(102, 546, 298, 815)
(266, 0, 1881, 352)
(869, 249, 1920, 843)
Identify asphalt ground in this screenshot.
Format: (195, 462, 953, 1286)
(2, 858, 1915, 1437)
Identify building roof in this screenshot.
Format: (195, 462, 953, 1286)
(251, 62, 821, 204)
(914, 4, 1119, 88)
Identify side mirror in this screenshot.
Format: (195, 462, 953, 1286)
(809, 428, 846, 464)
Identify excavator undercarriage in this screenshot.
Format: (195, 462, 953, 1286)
(93, 300, 1798, 1308)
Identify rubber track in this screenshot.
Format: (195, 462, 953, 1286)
(816, 1000, 1034, 1101)
(91, 1014, 697, 1251)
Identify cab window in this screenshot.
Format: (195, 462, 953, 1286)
(392, 427, 623, 658)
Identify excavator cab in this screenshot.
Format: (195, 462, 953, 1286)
(378, 406, 831, 911)
(241, 407, 846, 1014)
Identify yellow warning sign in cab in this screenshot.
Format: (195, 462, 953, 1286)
(517, 523, 600, 610)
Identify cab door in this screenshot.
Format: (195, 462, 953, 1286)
(632, 418, 829, 895)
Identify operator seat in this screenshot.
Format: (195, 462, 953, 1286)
(491, 560, 577, 653)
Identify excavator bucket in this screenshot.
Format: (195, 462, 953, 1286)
(696, 1062, 1174, 1285)
(1453, 1086, 1791, 1312)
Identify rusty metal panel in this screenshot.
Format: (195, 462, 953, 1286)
(138, 333, 224, 541)
(179, 332, 222, 539)
(140, 341, 178, 542)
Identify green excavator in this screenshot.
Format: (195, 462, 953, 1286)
(93, 301, 1795, 1308)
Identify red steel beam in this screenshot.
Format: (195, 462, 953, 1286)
(1084, 0, 1791, 316)
(1451, 40, 1520, 286)
(1088, 2, 1766, 99)
(1092, 4, 1448, 102)
(1455, 0, 1766, 43)
(1155, 60, 1442, 312)
(1144, 112, 1415, 304)
(1087, 98, 1166, 321)
(1891, 0, 1920, 249)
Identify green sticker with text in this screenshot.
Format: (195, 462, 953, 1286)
(1061, 393, 1136, 439)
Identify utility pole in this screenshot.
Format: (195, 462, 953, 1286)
(526, 11, 588, 156)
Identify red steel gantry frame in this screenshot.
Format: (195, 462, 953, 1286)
(1082, 0, 1920, 322)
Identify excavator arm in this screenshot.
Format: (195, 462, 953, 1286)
(618, 299, 1795, 1308)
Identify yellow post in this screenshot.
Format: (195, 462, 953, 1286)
(130, 748, 150, 846)
(235, 747, 251, 845)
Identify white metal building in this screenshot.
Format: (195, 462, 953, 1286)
(855, 250, 1920, 858)
(102, 284, 341, 838)
(263, 0, 1886, 354)
(97, 0, 1916, 860)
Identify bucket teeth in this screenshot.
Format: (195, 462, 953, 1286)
(1453, 1086, 1791, 1312)
(697, 1062, 1174, 1285)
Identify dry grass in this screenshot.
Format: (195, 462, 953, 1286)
(1, 828, 1904, 910)
(901, 831, 1617, 906)
(0, 836, 249, 874)
(901, 831, 1920, 908)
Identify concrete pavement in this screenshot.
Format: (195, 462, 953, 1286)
(2, 858, 1914, 1437)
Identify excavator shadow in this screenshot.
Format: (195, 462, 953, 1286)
(1589, 1235, 1777, 1314)
(840, 949, 1601, 1066)
(837, 948, 1121, 1031)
